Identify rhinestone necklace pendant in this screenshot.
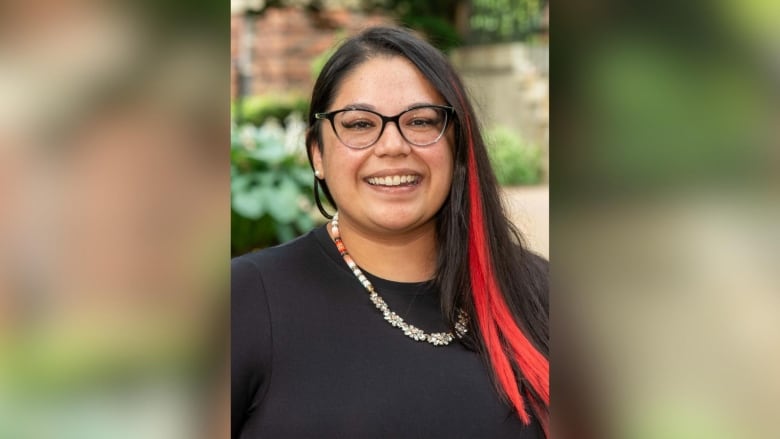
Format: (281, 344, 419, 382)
(329, 212, 469, 346)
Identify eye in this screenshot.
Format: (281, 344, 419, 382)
(338, 111, 379, 131)
(341, 119, 376, 130)
(403, 107, 443, 130)
(407, 118, 436, 127)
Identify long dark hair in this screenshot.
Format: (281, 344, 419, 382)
(305, 27, 549, 435)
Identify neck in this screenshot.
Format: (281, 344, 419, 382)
(329, 216, 438, 283)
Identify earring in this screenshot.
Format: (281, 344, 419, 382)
(315, 170, 322, 178)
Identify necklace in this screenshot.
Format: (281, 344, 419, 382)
(329, 212, 469, 346)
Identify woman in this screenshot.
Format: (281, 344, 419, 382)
(232, 27, 549, 438)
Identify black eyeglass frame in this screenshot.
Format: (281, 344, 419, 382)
(314, 104, 455, 150)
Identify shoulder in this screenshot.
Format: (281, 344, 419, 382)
(525, 251, 548, 275)
(509, 243, 547, 277)
(231, 229, 331, 304)
(232, 229, 319, 277)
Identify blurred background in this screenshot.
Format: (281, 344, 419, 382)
(0, 1, 229, 437)
(229, 0, 550, 258)
(552, 0, 780, 438)
(0, 1, 548, 437)
(4, 1, 778, 438)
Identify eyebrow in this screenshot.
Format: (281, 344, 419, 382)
(341, 102, 442, 112)
(343, 103, 376, 111)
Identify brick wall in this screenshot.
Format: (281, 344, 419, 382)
(231, 7, 395, 99)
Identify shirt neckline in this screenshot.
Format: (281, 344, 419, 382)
(312, 224, 437, 296)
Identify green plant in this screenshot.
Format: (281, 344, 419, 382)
(485, 125, 543, 185)
(310, 31, 345, 80)
(232, 94, 309, 127)
(400, 15, 462, 53)
(469, 0, 544, 44)
(231, 114, 319, 256)
(381, 0, 463, 52)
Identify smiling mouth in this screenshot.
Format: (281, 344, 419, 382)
(366, 174, 421, 187)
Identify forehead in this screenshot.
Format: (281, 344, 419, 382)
(331, 56, 443, 112)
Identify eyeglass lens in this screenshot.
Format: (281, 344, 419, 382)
(333, 107, 448, 148)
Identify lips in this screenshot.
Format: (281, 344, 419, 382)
(366, 174, 421, 187)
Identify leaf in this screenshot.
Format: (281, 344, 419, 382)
(232, 187, 266, 219)
(291, 166, 315, 186)
(266, 176, 301, 223)
(275, 223, 296, 244)
(230, 174, 253, 192)
(249, 140, 287, 164)
(295, 213, 314, 232)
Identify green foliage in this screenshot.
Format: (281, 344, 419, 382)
(378, 0, 462, 52)
(310, 47, 335, 82)
(469, 0, 544, 44)
(310, 31, 346, 80)
(402, 14, 462, 53)
(231, 115, 319, 256)
(485, 126, 543, 185)
(232, 94, 309, 127)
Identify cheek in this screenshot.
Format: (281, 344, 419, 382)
(427, 149, 454, 188)
(439, 141, 455, 181)
(321, 141, 366, 180)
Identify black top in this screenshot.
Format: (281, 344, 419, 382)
(232, 225, 543, 439)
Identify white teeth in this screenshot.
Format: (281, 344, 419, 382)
(368, 174, 419, 186)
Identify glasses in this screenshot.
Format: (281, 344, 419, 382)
(315, 105, 454, 150)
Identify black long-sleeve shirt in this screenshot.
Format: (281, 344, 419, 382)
(231, 225, 543, 438)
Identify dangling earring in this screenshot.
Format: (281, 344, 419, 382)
(313, 178, 334, 219)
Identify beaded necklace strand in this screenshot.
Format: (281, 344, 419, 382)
(330, 212, 469, 346)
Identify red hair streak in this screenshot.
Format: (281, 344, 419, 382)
(459, 96, 550, 434)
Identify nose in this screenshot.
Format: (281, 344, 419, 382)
(372, 120, 411, 157)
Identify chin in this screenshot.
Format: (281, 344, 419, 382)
(372, 214, 433, 232)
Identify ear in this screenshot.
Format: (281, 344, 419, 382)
(311, 141, 325, 179)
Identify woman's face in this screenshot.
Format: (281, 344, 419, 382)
(312, 56, 454, 238)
